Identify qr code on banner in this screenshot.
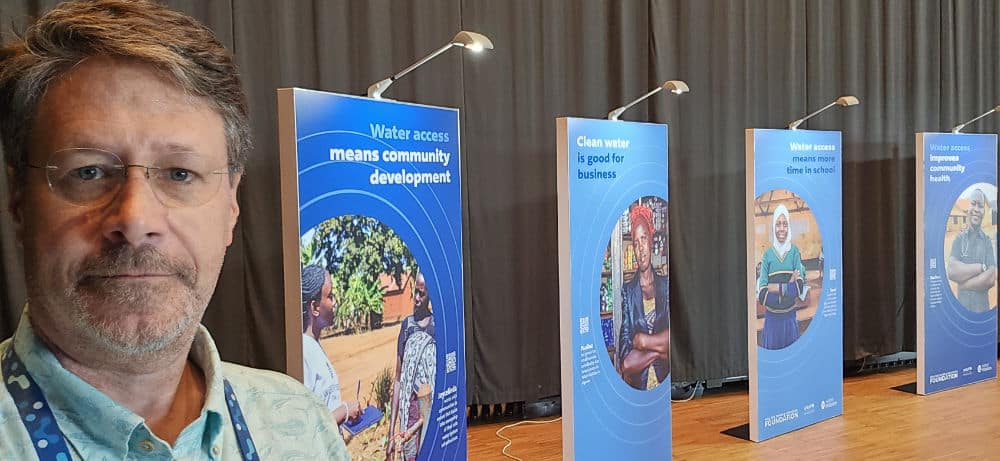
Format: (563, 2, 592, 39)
(445, 351, 457, 373)
(579, 316, 590, 334)
(930, 258, 937, 270)
(830, 268, 838, 281)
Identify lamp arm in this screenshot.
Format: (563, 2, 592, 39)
(608, 87, 664, 121)
(367, 43, 457, 99)
(952, 106, 1000, 133)
(788, 100, 838, 130)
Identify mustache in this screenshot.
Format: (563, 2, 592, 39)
(76, 245, 197, 288)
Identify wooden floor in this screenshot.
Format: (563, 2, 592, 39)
(469, 360, 1000, 460)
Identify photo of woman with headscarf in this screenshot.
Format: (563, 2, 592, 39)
(753, 191, 823, 350)
(617, 203, 670, 389)
(301, 264, 362, 430)
(598, 196, 670, 391)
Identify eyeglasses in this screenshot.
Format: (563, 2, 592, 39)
(28, 148, 231, 207)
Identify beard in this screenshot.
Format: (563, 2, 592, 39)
(414, 297, 432, 322)
(43, 244, 207, 359)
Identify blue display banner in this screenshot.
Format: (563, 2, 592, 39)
(916, 132, 998, 395)
(557, 117, 671, 460)
(279, 89, 465, 460)
(746, 129, 843, 442)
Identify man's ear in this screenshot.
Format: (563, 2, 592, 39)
(224, 172, 242, 246)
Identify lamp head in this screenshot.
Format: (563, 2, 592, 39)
(836, 95, 860, 107)
(663, 80, 690, 95)
(452, 31, 494, 52)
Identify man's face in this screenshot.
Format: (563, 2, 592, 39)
(968, 191, 986, 228)
(775, 214, 789, 243)
(414, 278, 428, 309)
(634, 223, 652, 273)
(13, 57, 240, 358)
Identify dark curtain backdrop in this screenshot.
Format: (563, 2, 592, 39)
(1, 1, 998, 405)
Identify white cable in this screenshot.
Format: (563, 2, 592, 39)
(671, 388, 698, 402)
(669, 381, 700, 402)
(495, 416, 563, 461)
(494, 384, 694, 460)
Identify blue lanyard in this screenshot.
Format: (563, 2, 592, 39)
(2, 347, 259, 461)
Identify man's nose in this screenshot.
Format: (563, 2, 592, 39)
(100, 168, 168, 247)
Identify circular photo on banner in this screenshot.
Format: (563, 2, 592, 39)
(300, 215, 434, 460)
(943, 183, 998, 313)
(753, 189, 824, 350)
(599, 196, 669, 391)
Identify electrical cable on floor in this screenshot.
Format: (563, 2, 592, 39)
(671, 381, 701, 402)
(671, 386, 698, 402)
(496, 416, 562, 461)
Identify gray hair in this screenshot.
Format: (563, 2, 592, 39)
(0, 0, 251, 187)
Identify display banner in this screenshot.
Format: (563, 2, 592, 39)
(745, 129, 843, 442)
(557, 117, 671, 460)
(916, 132, 998, 395)
(278, 88, 465, 460)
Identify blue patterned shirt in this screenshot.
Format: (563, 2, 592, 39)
(0, 312, 349, 460)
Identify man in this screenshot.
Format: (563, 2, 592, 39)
(947, 189, 997, 313)
(0, 1, 348, 459)
(617, 204, 670, 390)
(386, 273, 435, 461)
(301, 264, 361, 427)
(993, 199, 998, 270)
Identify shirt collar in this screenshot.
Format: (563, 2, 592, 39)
(11, 307, 227, 458)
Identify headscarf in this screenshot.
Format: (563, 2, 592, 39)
(301, 264, 327, 331)
(630, 204, 654, 238)
(771, 204, 792, 258)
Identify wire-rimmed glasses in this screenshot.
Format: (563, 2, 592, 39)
(28, 148, 231, 207)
